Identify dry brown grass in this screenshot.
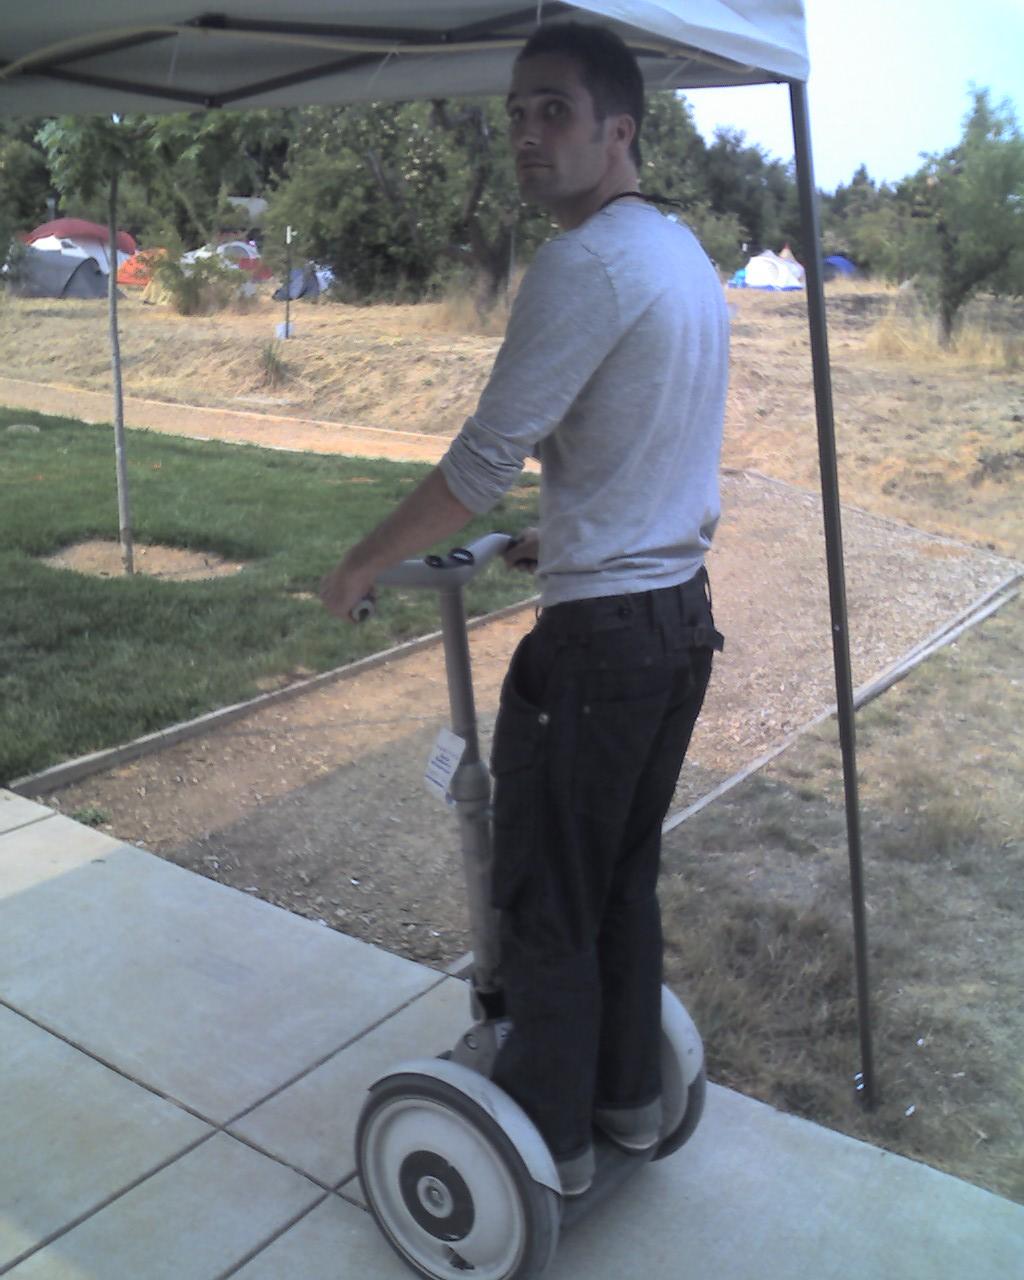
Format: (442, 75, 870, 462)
(722, 285, 1024, 559)
(661, 592, 1024, 1204)
(867, 309, 1023, 371)
(406, 275, 521, 338)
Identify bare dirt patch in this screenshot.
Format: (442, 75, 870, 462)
(41, 540, 248, 581)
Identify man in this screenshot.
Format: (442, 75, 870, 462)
(321, 21, 727, 1198)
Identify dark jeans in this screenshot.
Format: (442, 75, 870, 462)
(489, 571, 722, 1159)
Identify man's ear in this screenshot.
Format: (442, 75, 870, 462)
(612, 113, 636, 154)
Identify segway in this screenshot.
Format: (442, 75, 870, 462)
(353, 533, 707, 1280)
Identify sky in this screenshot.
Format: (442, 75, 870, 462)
(682, 0, 1024, 192)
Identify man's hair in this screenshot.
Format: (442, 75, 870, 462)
(518, 22, 645, 167)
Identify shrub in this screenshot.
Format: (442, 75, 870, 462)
(259, 341, 289, 387)
(153, 251, 253, 316)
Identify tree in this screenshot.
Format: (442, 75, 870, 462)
(264, 101, 551, 305)
(906, 88, 1024, 345)
(0, 121, 51, 227)
(38, 116, 157, 573)
(639, 95, 745, 271)
(0, 119, 53, 272)
(145, 110, 295, 248)
(820, 166, 916, 277)
(429, 98, 524, 317)
(702, 126, 796, 254)
(263, 104, 432, 297)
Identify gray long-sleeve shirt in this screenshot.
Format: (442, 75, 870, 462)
(440, 201, 729, 607)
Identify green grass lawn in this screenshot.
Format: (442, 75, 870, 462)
(0, 409, 539, 782)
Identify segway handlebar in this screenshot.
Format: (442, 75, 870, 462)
(352, 532, 514, 621)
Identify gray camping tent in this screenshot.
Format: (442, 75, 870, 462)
(0, 1, 876, 1103)
(5, 246, 109, 298)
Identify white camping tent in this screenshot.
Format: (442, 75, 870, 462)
(28, 233, 129, 275)
(0, 1, 875, 1103)
(742, 249, 806, 290)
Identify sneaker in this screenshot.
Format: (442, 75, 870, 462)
(594, 1100, 662, 1154)
(555, 1145, 595, 1197)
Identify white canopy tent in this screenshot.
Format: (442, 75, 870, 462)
(0, 2, 875, 1105)
(0, 3, 810, 114)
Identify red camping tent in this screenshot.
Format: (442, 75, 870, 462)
(25, 218, 137, 257)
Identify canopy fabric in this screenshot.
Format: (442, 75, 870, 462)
(0, 2, 808, 118)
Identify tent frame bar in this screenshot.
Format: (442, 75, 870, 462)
(788, 78, 876, 1109)
(0, 4, 751, 113)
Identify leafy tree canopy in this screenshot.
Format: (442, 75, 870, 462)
(902, 88, 1024, 342)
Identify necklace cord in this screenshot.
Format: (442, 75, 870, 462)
(599, 190, 684, 212)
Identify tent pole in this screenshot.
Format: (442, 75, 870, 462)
(788, 79, 877, 1110)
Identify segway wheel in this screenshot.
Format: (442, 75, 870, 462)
(651, 986, 707, 1162)
(652, 1066, 706, 1161)
(357, 1071, 560, 1280)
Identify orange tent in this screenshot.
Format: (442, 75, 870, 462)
(117, 247, 167, 288)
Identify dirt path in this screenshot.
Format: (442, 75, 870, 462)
(0, 374, 455, 465)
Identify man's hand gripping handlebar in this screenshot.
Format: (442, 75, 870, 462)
(338, 533, 519, 622)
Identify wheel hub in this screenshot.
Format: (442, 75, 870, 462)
(399, 1150, 475, 1242)
(418, 1175, 454, 1218)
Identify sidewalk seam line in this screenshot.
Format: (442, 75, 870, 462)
(212, 1192, 333, 1280)
(223, 970, 456, 1130)
(0, 1128, 216, 1276)
(0, 982, 452, 1272)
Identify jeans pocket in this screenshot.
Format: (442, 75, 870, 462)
(490, 645, 550, 910)
(571, 665, 673, 821)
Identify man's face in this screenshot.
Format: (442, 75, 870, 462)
(506, 53, 618, 214)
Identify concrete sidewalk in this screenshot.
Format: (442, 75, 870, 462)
(2, 789, 1021, 1280)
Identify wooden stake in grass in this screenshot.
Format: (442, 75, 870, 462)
(108, 167, 134, 575)
(37, 113, 155, 577)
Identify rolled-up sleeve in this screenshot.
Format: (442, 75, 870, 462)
(440, 414, 532, 514)
(439, 236, 619, 514)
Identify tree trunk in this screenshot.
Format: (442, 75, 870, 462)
(430, 100, 518, 318)
(108, 169, 134, 575)
(935, 217, 959, 349)
(466, 216, 515, 320)
(938, 294, 957, 349)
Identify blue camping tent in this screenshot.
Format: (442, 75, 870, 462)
(824, 255, 859, 280)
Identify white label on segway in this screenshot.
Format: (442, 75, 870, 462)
(424, 728, 466, 805)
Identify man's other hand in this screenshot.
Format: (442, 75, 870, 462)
(320, 554, 378, 622)
(504, 527, 539, 573)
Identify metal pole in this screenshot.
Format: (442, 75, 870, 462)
(438, 588, 502, 998)
(284, 224, 292, 338)
(789, 80, 877, 1109)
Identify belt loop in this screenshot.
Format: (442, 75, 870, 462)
(701, 565, 713, 613)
